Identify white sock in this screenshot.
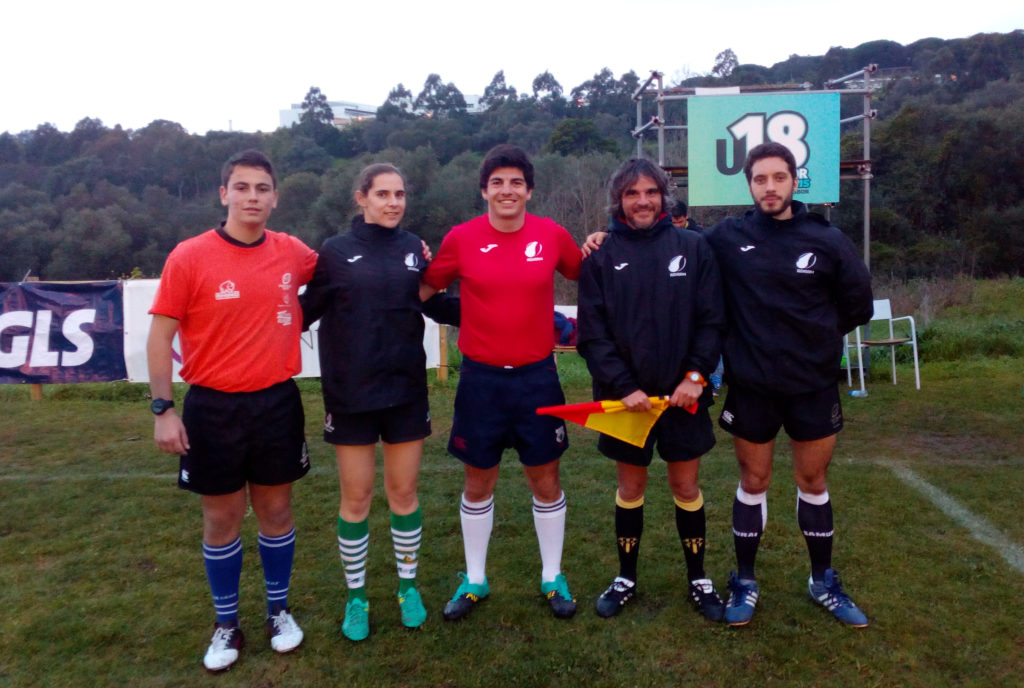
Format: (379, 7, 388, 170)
(460, 493, 493, 585)
(533, 491, 567, 583)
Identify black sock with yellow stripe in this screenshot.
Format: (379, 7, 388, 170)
(674, 492, 707, 581)
(614, 491, 644, 582)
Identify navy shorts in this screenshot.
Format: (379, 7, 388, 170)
(179, 379, 310, 495)
(323, 396, 431, 445)
(448, 355, 569, 469)
(599, 405, 716, 466)
(718, 383, 843, 444)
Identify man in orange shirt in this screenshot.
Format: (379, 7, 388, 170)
(147, 150, 316, 671)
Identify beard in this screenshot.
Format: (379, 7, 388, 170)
(759, 194, 793, 218)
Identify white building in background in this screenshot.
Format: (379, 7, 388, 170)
(279, 95, 486, 129)
(279, 100, 380, 128)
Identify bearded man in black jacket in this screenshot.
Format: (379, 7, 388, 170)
(704, 142, 874, 628)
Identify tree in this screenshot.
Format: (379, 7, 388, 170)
(378, 83, 415, 121)
(24, 123, 71, 166)
(712, 48, 738, 78)
(414, 74, 468, 119)
(570, 68, 617, 110)
(299, 86, 335, 128)
(546, 119, 618, 156)
(0, 132, 21, 165)
(481, 70, 517, 109)
(532, 71, 563, 100)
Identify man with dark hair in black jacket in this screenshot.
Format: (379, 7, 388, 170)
(577, 158, 727, 622)
(705, 142, 873, 628)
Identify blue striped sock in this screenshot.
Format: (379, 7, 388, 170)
(203, 537, 243, 624)
(258, 528, 296, 614)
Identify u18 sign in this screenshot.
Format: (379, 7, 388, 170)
(687, 93, 840, 206)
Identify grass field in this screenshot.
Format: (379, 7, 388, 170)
(2, 279, 1023, 688)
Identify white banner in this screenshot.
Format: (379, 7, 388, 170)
(123, 279, 441, 383)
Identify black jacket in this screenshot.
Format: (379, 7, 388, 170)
(705, 201, 873, 395)
(301, 216, 458, 413)
(577, 214, 724, 405)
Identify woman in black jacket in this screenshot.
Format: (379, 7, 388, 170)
(302, 163, 457, 641)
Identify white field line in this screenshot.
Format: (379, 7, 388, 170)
(881, 460, 1024, 574)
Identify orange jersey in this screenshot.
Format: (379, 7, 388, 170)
(150, 228, 317, 392)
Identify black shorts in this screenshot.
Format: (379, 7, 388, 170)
(718, 383, 843, 443)
(448, 355, 569, 469)
(599, 405, 716, 466)
(323, 396, 431, 445)
(179, 379, 310, 495)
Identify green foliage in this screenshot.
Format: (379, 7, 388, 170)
(546, 119, 619, 156)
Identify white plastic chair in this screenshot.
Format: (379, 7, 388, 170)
(846, 298, 920, 393)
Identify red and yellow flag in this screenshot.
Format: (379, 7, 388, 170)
(537, 397, 695, 448)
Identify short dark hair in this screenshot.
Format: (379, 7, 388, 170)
(671, 200, 688, 218)
(743, 142, 797, 183)
(221, 149, 277, 188)
(479, 144, 534, 190)
(606, 158, 673, 219)
(353, 162, 406, 197)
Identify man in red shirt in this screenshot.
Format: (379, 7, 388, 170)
(147, 150, 316, 671)
(422, 144, 583, 621)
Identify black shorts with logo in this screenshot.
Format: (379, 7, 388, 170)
(718, 383, 843, 444)
(323, 396, 431, 446)
(179, 379, 310, 495)
(448, 355, 569, 469)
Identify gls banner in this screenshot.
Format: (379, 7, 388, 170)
(687, 93, 840, 206)
(0, 281, 127, 383)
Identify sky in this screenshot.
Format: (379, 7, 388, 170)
(3, 0, 1022, 136)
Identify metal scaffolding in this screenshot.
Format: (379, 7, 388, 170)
(630, 66, 879, 270)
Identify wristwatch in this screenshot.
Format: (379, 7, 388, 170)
(686, 371, 707, 387)
(151, 398, 175, 415)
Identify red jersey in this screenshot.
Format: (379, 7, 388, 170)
(150, 228, 317, 392)
(424, 213, 581, 367)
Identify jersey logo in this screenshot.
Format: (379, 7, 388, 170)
(740, 245, 755, 252)
(276, 309, 292, 326)
(347, 255, 363, 263)
(614, 262, 629, 271)
(215, 280, 240, 300)
(480, 244, 498, 253)
(796, 252, 817, 273)
(668, 255, 687, 276)
(525, 241, 544, 262)
(278, 273, 293, 305)
(404, 252, 420, 271)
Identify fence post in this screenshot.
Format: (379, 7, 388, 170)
(26, 276, 43, 400)
(438, 325, 448, 381)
